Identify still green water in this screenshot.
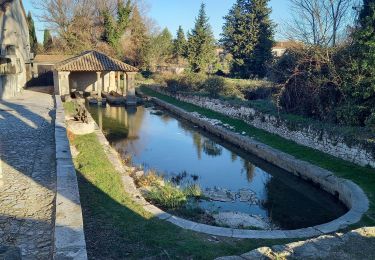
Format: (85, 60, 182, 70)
(88, 103, 347, 229)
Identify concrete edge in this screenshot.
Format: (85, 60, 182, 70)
(54, 95, 88, 259)
(148, 97, 369, 239)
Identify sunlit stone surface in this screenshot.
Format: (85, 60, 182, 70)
(0, 90, 56, 258)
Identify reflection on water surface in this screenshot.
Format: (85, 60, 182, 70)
(88, 104, 347, 229)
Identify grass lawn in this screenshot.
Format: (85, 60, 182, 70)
(71, 133, 293, 259)
(139, 86, 375, 228)
(63, 101, 77, 116)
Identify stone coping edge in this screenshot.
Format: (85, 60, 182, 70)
(147, 97, 369, 239)
(54, 95, 88, 259)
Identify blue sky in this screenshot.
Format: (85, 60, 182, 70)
(23, 0, 290, 43)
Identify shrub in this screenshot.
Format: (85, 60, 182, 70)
(146, 182, 187, 209)
(202, 76, 226, 98)
(221, 81, 244, 99)
(243, 85, 278, 100)
(276, 46, 343, 122)
(151, 72, 175, 86)
(336, 104, 372, 127)
(269, 48, 300, 84)
(140, 70, 153, 79)
(160, 72, 208, 93)
(178, 72, 207, 91)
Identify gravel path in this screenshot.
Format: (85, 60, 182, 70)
(0, 90, 56, 259)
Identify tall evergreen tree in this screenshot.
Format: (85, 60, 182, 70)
(147, 28, 174, 68)
(129, 5, 150, 68)
(339, 0, 375, 126)
(43, 29, 53, 51)
(158, 28, 173, 61)
(27, 12, 38, 54)
(221, 0, 274, 78)
(173, 26, 187, 62)
(187, 3, 216, 73)
(102, 0, 132, 49)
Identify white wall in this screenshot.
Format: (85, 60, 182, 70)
(69, 72, 98, 92)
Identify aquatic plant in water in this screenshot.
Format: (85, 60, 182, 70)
(146, 182, 187, 209)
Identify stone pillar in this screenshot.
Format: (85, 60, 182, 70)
(102, 72, 110, 92)
(96, 72, 102, 98)
(126, 72, 137, 105)
(56, 71, 70, 96)
(116, 71, 121, 94)
(109, 71, 116, 92)
(53, 70, 59, 95)
(122, 72, 127, 97)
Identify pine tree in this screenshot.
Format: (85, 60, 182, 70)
(27, 12, 38, 54)
(173, 26, 187, 62)
(43, 29, 53, 52)
(339, 0, 375, 127)
(102, 0, 132, 49)
(221, 0, 274, 78)
(187, 3, 216, 73)
(353, 0, 375, 76)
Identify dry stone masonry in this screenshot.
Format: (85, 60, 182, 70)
(157, 89, 375, 168)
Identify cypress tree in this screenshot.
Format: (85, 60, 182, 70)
(27, 12, 38, 54)
(43, 29, 53, 51)
(102, 0, 132, 49)
(221, 0, 274, 78)
(173, 26, 187, 62)
(187, 3, 216, 73)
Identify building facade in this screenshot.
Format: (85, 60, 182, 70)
(53, 50, 138, 105)
(0, 0, 31, 99)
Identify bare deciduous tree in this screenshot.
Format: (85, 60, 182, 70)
(286, 0, 357, 46)
(31, 0, 125, 53)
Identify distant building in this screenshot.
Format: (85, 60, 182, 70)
(272, 41, 299, 57)
(0, 0, 32, 99)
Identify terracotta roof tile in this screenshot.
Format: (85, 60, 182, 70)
(34, 55, 74, 63)
(54, 50, 138, 72)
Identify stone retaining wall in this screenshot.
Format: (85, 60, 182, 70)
(54, 96, 87, 259)
(157, 90, 374, 168)
(150, 97, 369, 239)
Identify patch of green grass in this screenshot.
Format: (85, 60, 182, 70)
(139, 86, 375, 228)
(63, 101, 76, 116)
(72, 134, 292, 259)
